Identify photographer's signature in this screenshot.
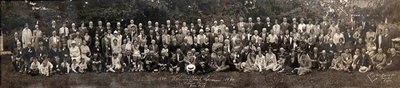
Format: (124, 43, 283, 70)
(367, 72, 396, 83)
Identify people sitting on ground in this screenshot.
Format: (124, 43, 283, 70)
(371, 48, 387, 71)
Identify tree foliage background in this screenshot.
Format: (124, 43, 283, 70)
(1, 0, 399, 50)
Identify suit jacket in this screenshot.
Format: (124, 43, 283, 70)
(22, 47, 36, 59)
(355, 54, 370, 66)
(324, 43, 337, 53)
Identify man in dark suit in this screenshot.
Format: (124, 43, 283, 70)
(92, 40, 104, 73)
(96, 21, 105, 38)
(324, 40, 336, 67)
(253, 17, 264, 32)
(22, 43, 36, 73)
(353, 49, 371, 73)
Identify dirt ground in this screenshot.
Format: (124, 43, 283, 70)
(1, 55, 399, 88)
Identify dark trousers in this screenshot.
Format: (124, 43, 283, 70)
(144, 61, 159, 72)
(29, 69, 39, 76)
(92, 63, 103, 72)
(60, 66, 68, 74)
(12, 61, 20, 72)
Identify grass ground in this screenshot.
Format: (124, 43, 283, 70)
(1, 55, 399, 88)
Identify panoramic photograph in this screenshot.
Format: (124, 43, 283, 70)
(1, 0, 400, 87)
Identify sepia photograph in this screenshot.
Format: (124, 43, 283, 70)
(1, 0, 400, 87)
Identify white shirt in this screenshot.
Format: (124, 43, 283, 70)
(268, 34, 278, 43)
(70, 45, 81, 58)
(59, 27, 69, 36)
(265, 53, 277, 65)
(212, 25, 219, 34)
(272, 24, 281, 35)
(333, 33, 344, 44)
(298, 23, 306, 33)
(22, 28, 33, 47)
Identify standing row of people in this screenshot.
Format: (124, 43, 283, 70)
(12, 16, 398, 76)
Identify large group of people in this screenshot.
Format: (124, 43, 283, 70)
(11, 16, 398, 77)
